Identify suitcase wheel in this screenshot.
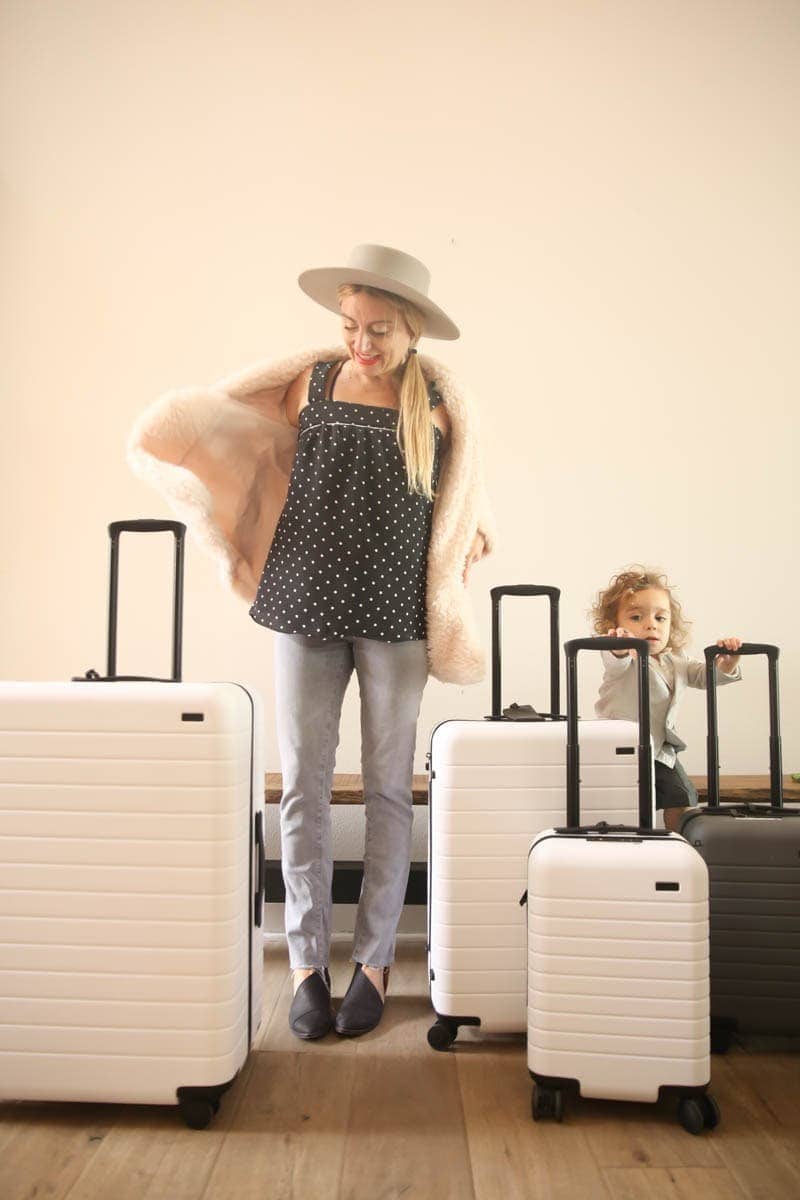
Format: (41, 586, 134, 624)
(677, 1093, 720, 1135)
(179, 1095, 221, 1130)
(701, 1094, 721, 1129)
(531, 1084, 563, 1123)
(427, 1018, 458, 1052)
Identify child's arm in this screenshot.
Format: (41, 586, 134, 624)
(591, 626, 640, 704)
(686, 637, 743, 689)
(595, 650, 634, 717)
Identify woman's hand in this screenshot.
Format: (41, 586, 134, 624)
(607, 626, 637, 658)
(716, 636, 742, 674)
(462, 531, 487, 583)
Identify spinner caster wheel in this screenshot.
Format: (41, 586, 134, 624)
(700, 1093, 721, 1129)
(531, 1084, 563, 1122)
(677, 1093, 719, 1135)
(427, 1018, 457, 1051)
(179, 1097, 217, 1130)
(677, 1097, 704, 1135)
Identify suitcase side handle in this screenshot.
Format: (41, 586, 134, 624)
(490, 585, 561, 720)
(107, 520, 186, 682)
(564, 637, 653, 830)
(254, 810, 265, 926)
(705, 643, 783, 809)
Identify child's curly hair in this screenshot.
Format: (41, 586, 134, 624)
(591, 565, 691, 652)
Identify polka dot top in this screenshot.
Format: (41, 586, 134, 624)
(249, 359, 444, 642)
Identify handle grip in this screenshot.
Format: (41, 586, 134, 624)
(565, 638, 653, 829)
(109, 519, 186, 536)
(573, 636, 646, 656)
(490, 585, 561, 719)
(706, 643, 777, 660)
(705, 642, 782, 809)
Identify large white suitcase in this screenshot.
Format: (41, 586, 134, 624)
(526, 637, 717, 1134)
(0, 521, 265, 1129)
(427, 587, 654, 1050)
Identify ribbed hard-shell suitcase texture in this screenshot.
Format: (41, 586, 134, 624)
(429, 717, 651, 1033)
(0, 679, 263, 1106)
(680, 808, 800, 1036)
(527, 830, 710, 1102)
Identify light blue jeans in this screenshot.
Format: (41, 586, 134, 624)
(274, 633, 429, 970)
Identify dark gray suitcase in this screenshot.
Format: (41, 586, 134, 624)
(679, 644, 800, 1051)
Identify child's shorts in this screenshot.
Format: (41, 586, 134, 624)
(654, 758, 699, 811)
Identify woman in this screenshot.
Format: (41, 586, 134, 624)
(128, 244, 496, 1038)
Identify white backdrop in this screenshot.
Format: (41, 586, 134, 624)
(2, 2, 798, 871)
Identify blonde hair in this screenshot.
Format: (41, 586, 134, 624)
(336, 283, 437, 501)
(591, 565, 691, 652)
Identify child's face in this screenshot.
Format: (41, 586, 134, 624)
(615, 587, 672, 655)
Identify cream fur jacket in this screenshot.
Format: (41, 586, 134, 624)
(127, 346, 497, 685)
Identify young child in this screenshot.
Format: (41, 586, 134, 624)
(591, 567, 742, 832)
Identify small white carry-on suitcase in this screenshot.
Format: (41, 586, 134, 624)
(526, 636, 718, 1133)
(0, 520, 265, 1129)
(427, 587, 654, 1050)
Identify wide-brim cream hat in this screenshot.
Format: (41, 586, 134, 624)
(298, 243, 460, 340)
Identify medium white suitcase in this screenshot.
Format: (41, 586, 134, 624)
(526, 637, 718, 1134)
(0, 520, 265, 1129)
(427, 587, 655, 1050)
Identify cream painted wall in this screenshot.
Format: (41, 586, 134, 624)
(2, 0, 798, 803)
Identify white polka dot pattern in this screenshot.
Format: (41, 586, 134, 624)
(250, 360, 443, 642)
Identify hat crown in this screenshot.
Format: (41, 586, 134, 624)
(297, 243, 459, 339)
(346, 244, 431, 299)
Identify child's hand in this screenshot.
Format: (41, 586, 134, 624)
(716, 636, 742, 674)
(607, 626, 637, 658)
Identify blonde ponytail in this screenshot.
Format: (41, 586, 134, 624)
(396, 349, 437, 501)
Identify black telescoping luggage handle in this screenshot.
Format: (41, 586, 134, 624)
(78, 520, 186, 683)
(565, 637, 653, 830)
(705, 642, 783, 809)
(490, 585, 561, 720)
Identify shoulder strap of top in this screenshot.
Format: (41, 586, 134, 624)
(311, 362, 441, 407)
(309, 360, 346, 404)
(307, 362, 330, 405)
(325, 358, 346, 400)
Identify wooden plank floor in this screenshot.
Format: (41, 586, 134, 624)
(3, 943, 799, 1200)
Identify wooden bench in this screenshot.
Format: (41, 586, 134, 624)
(265, 772, 429, 805)
(265, 772, 800, 806)
(692, 775, 800, 803)
(263, 773, 798, 905)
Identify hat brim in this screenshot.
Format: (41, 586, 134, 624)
(297, 267, 460, 341)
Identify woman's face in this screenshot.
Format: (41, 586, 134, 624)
(340, 290, 412, 377)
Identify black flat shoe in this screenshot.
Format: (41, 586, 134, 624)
(289, 968, 333, 1040)
(334, 964, 390, 1037)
